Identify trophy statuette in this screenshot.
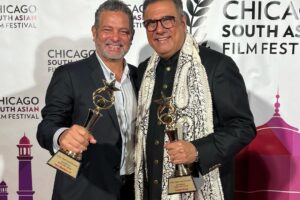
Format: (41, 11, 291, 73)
(155, 93, 196, 194)
(47, 79, 119, 178)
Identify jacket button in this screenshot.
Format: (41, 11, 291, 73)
(153, 180, 159, 184)
(154, 140, 160, 145)
(154, 160, 159, 165)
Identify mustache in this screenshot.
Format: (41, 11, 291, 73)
(153, 34, 170, 40)
(105, 40, 124, 47)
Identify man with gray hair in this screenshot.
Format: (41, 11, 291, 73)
(135, 0, 256, 199)
(37, 1, 137, 199)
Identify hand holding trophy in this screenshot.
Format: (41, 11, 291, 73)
(47, 79, 119, 178)
(155, 93, 196, 194)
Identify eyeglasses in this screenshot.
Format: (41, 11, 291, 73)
(143, 16, 176, 32)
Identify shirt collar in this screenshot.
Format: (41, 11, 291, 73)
(159, 50, 181, 66)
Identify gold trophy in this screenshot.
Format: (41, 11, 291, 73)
(155, 93, 196, 194)
(47, 79, 119, 178)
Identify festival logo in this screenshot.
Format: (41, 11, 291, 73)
(0, 4, 38, 29)
(127, 3, 144, 29)
(0, 96, 40, 120)
(184, 0, 213, 46)
(47, 49, 95, 73)
(222, 0, 300, 55)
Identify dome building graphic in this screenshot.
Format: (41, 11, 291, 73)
(235, 93, 300, 200)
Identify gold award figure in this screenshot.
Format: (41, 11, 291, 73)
(155, 93, 196, 194)
(47, 79, 119, 178)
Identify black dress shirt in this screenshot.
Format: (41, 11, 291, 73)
(146, 51, 180, 200)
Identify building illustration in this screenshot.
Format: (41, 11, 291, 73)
(0, 134, 35, 200)
(16, 134, 35, 200)
(0, 181, 8, 200)
(235, 93, 300, 200)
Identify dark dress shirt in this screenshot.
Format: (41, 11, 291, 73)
(146, 51, 179, 200)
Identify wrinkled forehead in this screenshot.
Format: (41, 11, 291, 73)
(98, 11, 130, 28)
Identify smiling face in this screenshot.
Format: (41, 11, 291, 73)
(92, 11, 133, 63)
(143, 0, 186, 59)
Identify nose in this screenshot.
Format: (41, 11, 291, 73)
(155, 21, 165, 33)
(111, 31, 120, 41)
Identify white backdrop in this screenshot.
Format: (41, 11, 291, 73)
(0, 0, 299, 199)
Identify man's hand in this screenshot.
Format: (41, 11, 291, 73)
(58, 124, 97, 153)
(165, 140, 198, 164)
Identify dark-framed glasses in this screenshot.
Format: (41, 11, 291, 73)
(143, 16, 176, 32)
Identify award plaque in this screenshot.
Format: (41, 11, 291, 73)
(155, 93, 196, 194)
(47, 79, 119, 178)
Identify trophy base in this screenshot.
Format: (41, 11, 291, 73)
(168, 175, 196, 194)
(47, 150, 81, 178)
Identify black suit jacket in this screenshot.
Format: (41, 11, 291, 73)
(37, 53, 137, 200)
(137, 46, 256, 200)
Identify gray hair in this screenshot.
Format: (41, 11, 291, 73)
(94, 0, 134, 35)
(143, 0, 184, 16)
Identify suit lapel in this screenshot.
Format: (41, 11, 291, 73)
(128, 64, 138, 98)
(88, 53, 121, 133)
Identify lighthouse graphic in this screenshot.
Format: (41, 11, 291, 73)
(0, 181, 8, 200)
(16, 134, 35, 200)
(0, 134, 35, 200)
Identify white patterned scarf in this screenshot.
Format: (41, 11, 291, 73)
(135, 33, 224, 200)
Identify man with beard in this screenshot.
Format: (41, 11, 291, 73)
(37, 1, 137, 199)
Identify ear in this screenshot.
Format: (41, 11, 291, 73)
(91, 25, 97, 41)
(181, 14, 187, 28)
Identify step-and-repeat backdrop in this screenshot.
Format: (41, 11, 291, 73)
(0, 0, 299, 199)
